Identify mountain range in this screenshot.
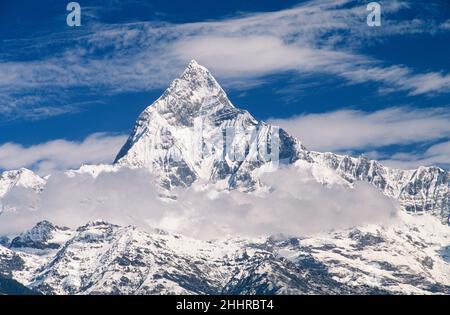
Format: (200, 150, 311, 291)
(0, 60, 449, 294)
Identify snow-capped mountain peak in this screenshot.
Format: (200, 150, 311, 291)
(0, 61, 447, 223)
(148, 59, 236, 124)
(112, 61, 448, 221)
(0, 61, 449, 295)
(0, 168, 46, 198)
(9, 220, 73, 251)
(114, 61, 299, 189)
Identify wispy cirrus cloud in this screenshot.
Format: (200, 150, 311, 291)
(0, 133, 127, 175)
(1, 0, 450, 119)
(381, 141, 450, 170)
(269, 106, 450, 170)
(441, 19, 450, 29)
(269, 107, 450, 152)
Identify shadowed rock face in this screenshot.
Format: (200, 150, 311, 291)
(311, 153, 449, 223)
(0, 61, 448, 295)
(0, 61, 447, 222)
(9, 221, 72, 251)
(0, 274, 38, 295)
(113, 60, 449, 223)
(0, 251, 25, 277)
(1, 217, 448, 295)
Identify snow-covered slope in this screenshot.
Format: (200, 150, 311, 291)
(0, 168, 47, 214)
(9, 220, 74, 252)
(113, 60, 449, 223)
(0, 168, 46, 199)
(0, 168, 48, 215)
(0, 215, 448, 295)
(0, 60, 449, 295)
(114, 60, 304, 190)
(310, 153, 449, 224)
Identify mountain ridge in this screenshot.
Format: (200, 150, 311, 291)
(112, 60, 450, 223)
(0, 60, 448, 223)
(0, 60, 449, 295)
(0, 213, 448, 295)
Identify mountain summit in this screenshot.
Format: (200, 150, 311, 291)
(151, 59, 236, 121)
(0, 61, 447, 222)
(114, 60, 302, 189)
(0, 61, 449, 295)
(113, 61, 449, 222)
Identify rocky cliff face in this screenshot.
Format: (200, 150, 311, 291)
(113, 60, 449, 223)
(2, 61, 447, 222)
(1, 215, 448, 295)
(0, 61, 449, 295)
(310, 153, 449, 223)
(114, 60, 303, 190)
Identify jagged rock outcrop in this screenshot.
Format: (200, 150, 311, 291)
(113, 60, 449, 222)
(1, 216, 448, 295)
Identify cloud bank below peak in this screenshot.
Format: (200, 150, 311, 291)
(0, 166, 398, 238)
(0, 133, 127, 175)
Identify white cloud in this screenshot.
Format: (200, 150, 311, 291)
(0, 165, 397, 237)
(269, 107, 450, 153)
(405, 72, 450, 95)
(0, 133, 127, 175)
(172, 36, 304, 77)
(441, 19, 450, 29)
(381, 141, 450, 169)
(1, 0, 450, 118)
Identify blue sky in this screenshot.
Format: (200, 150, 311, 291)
(0, 0, 449, 173)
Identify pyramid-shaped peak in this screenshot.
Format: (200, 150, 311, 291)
(113, 60, 244, 165)
(183, 59, 214, 74)
(186, 59, 203, 69)
(178, 60, 218, 84)
(150, 60, 234, 115)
